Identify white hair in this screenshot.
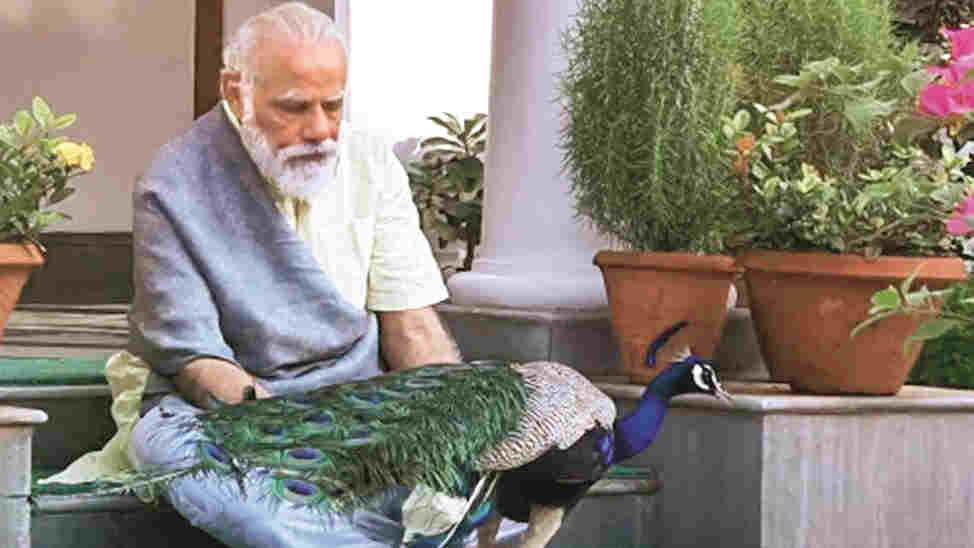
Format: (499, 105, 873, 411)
(221, 1, 347, 92)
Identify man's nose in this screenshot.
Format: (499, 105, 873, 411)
(303, 104, 339, 143)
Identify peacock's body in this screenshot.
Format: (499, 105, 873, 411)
(127, 322, 731, 548)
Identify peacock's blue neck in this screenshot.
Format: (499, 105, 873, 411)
(610, 363, 689, 464)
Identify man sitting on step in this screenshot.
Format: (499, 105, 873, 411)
(47, 2, 470, 546)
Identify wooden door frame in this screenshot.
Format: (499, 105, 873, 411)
(195, 0, 224, 119)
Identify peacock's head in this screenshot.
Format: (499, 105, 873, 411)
(685, 356, 733, 404)
(644, 321, 733, 404)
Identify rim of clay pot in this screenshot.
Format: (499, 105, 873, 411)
(594, 250, 743, 273)
(0, 242, 45, 267)
(735, 249, 965, 282)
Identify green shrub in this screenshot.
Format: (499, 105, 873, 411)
(560, 0, 742, 253)
(912, 281, 974, 389)
(736, 0, 903, 106)
(736, 0, 923, 182)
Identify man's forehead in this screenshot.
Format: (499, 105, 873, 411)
(253, 35, 347, 90)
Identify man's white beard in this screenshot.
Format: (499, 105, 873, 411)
(238, 118, 340, 202)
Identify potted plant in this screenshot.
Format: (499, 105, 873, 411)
(722, 37, 972, 393)
(406, 113, 486, 276)
(0, 97, 93, 337)
(559, 0, 744, 383)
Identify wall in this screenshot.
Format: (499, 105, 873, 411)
(0, 1, 195, 232)
(224, 0, 335, 41)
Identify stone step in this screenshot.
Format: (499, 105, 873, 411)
(30, 492, 531, 548)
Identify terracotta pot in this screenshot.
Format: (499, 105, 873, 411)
(594, 250, 742, 384)
(0, 242, 44, 340)
(736, 249, 966, 395)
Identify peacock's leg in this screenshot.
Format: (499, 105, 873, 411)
(476, 513, 502, 548)
(518, 505, 564, 548)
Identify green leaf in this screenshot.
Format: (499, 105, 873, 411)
(871, 286, 901, 310)
(32, 97, 53, 129)
(851, 310, 895, 339)
(52, 113, 76, 130)
(0, 126, 14, 146)
(733, 110, 751, 131)
(428, 114, 462, 137)
(420, 136, 465, 152)
(14, 110, 33, 136)
(843, 99, 896, 132)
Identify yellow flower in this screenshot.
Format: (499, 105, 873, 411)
(54, 141, 95, 171)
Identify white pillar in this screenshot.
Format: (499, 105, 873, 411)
(448, 0, 610, 311)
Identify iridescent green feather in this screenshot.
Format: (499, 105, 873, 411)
(193, 361, 528, 512)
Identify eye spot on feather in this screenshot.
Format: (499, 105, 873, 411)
(283, 447, 326, 470)
(278, 478, 322, 504)
(289, 447, 323, 460)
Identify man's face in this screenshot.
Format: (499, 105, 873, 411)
(247, 36, 346, 153)
(225, 36, 347, 199)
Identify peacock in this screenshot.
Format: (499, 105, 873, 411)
(119, 321, 731, 548)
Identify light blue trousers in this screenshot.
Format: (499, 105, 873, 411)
(130, 394, 406, 548)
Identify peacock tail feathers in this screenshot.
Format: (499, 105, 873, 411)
(161, 362, 529, 513)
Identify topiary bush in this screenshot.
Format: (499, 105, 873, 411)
(560, 0, 742, 253)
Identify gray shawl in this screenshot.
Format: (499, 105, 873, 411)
(128, 106, 381, 394)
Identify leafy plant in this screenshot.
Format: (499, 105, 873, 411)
(721, 57, 971, 256)
(0, 97, 92, 246)
(406, 113, 486, 272)
(559, 0, 742, 253)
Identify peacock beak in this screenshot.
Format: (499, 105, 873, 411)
(714, 386, 734, 406)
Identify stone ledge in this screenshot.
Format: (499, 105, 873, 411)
(599, 381, 974, 414)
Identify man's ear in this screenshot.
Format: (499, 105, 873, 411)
(220, 71, 244, 120)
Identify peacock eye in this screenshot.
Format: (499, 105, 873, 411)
(282, 447, 327, 470)
(274, 478, 323, 504)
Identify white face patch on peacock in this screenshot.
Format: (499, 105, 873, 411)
(691, 364, 716, 391)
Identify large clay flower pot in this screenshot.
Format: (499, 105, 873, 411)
(594, 251, 742, 384)
(736, 250, 966, 395)
(0, 243, 44, 339)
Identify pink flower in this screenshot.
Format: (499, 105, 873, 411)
(918, 82, 974, 119)
(944, 27, 974, 60)
(946, 193, 974, 235)
(927, 57, 974, 86)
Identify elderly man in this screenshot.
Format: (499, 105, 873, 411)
(119, 2, 463, 546)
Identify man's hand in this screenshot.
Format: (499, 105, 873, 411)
(377, 307, 461, 371)
(173, 358, 270, 409)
